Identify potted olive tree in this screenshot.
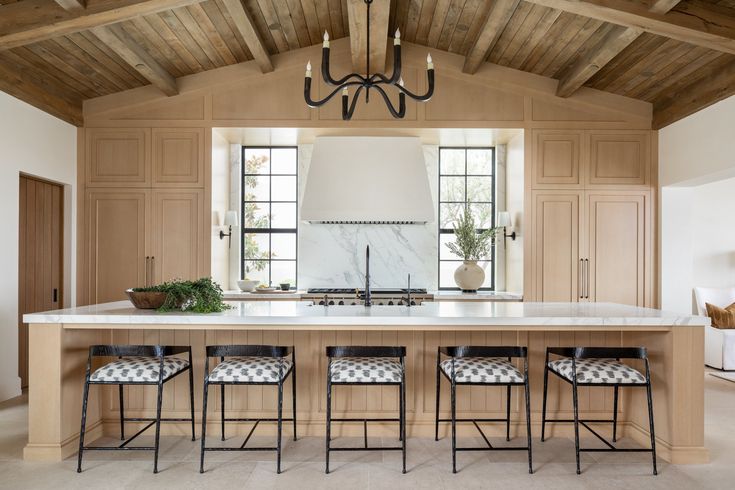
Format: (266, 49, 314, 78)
(445, 207, 500, 292)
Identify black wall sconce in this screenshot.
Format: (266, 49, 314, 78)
(497, 212, 516, 242)
(219, 211, 238, 248)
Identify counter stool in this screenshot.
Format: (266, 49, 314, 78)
(325, 346, 406, 474)
(77, 345, 195, 474)
(200, 345, 296, 474)
(541, 346, 657, 475)
(435, 346, 532, 474)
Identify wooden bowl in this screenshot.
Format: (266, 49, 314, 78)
(126, 289, 167, 309)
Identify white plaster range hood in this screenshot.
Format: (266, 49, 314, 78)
(300, 136, 434, 224)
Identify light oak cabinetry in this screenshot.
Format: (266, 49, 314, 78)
(529, 129, 653, 306)
(82, 128, 206, 305)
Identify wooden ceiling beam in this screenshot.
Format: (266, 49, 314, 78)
(523, 0, 735, 55)
(0, 0, 206, 50)
(220, 0, 273, 73)
(652, 58, 735, 129)
(54, 0, 86, 10)
(463, 0, 521, 74)
(0, 59, 83, 125)
(91, 25, 178, 96)
(346, 0, 390, 73)
(556, 0, 681, 97)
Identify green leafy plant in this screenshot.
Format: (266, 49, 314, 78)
(445, 206, 500, 261)
(133, 277, 231, 313)
(243, 153, 272, 278)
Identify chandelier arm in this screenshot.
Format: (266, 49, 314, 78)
(368, 43, 402, 85)
(371, 84, 406, 119)
(320, 47, 369, 86)
(305, 79, 363, 108)
(342, 85, 365, 120)
(394, 69, 435, 102)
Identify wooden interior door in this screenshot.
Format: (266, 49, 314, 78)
(586, 192, 648, 306)
(18, 175, 63, 388)
(150, 189, 204, 283)
(86, 190, 149, 304)
(532, 191, 583, 302)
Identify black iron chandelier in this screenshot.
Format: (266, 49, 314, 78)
(303, 0, 435, 120)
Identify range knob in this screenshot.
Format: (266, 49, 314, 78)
(351, 301, 357, 305)
(328, 300, 335, 305)
(411, 300, 416, 306)
(319, 300, 325, 305)
(338, 300, 344, 305)
(388, 301, 394, 305)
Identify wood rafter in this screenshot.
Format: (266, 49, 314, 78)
(0, 0, 206, 50)
(0, 57, 83, 125)
(556, 0, 681, 98)
(653, 58, 735, 129)
(346, 0, 390, 73)
(91, 25, 178, 96)
(220, 0, 273, 73)
(463, 0, 521, 74)
(523, 0, 735, 55)
(54, 0, 86, 10)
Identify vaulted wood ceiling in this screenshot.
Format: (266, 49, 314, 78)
(0, 0, 733, 128)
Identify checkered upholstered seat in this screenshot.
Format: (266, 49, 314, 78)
(547, 358, 646, 384)
(208, 357, 293, 383)
(440, 357, 524, 384)
(90, 356, 189, 383)
(329, 357, 403, 383)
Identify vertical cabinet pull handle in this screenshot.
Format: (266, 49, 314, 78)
(579, 259, 584, 300)
(145, 256, 150, 287)
(52, 288, 58, 303)
(151, 256, 155, 285)
(585, 258, 590, 299)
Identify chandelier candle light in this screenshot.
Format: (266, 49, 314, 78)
(303, 0, 435, 120)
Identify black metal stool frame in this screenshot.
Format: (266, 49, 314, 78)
(325, 346, 407, 474)
(77, 344, 195, 474)
(434, 346, 532, 474)
(541, 346, 657, 475)
(199, 345, 296, 474)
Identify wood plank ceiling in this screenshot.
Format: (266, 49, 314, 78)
(0, 0, 733, 128)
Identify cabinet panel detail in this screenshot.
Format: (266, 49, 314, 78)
(532, 131, 582, 188)
(86, 190, 148, 304)
(86, 128, 150, 186)
(152, 128, 204, 186)
(532, 192, 582, 302)
(588, 132, 649, 186)
(151, 190, 204, 283)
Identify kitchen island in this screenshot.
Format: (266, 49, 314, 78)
(23, 301, 709, 464)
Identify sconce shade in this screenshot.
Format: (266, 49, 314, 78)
(224, 211, 239, 227)
(497, 211, 511, 227)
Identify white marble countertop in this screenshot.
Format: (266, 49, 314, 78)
(24, 301, 709, 328)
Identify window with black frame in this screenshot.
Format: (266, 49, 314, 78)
(241, 147, 298, 288)
(438, 147, 496, 290)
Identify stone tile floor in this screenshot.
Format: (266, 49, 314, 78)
(0, 372, 733, 489)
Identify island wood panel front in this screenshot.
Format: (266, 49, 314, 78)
(25, 323, 707, 465)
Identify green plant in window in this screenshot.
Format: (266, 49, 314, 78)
(243, 153, 271, 278)
(445, 206, 500, 261)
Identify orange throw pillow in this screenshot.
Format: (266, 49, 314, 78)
(706, 302, 735, 329)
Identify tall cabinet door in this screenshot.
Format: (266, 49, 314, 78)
(586, 192, 649, 306)
(150, 189, 205, 283)
(532, 192, 583, 302)
(86, 190, 149, 304)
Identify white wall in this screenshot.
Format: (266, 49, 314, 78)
(659, 95, 735, 187)
(0, 92, 77, 401)
(210, 131, 230, 288)
(659, 95, 735, 313)
(505, 131, 524, 294)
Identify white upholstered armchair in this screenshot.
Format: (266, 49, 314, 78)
(695, 286, 735, 370)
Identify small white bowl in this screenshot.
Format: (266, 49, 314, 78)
(237, 279, 259, 292)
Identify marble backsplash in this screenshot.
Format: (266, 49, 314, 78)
(297, 145, 440, 290)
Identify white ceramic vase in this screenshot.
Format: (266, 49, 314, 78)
(454, 260, 485, 292)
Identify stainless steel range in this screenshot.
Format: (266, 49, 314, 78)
(302, 288, 432, 306)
